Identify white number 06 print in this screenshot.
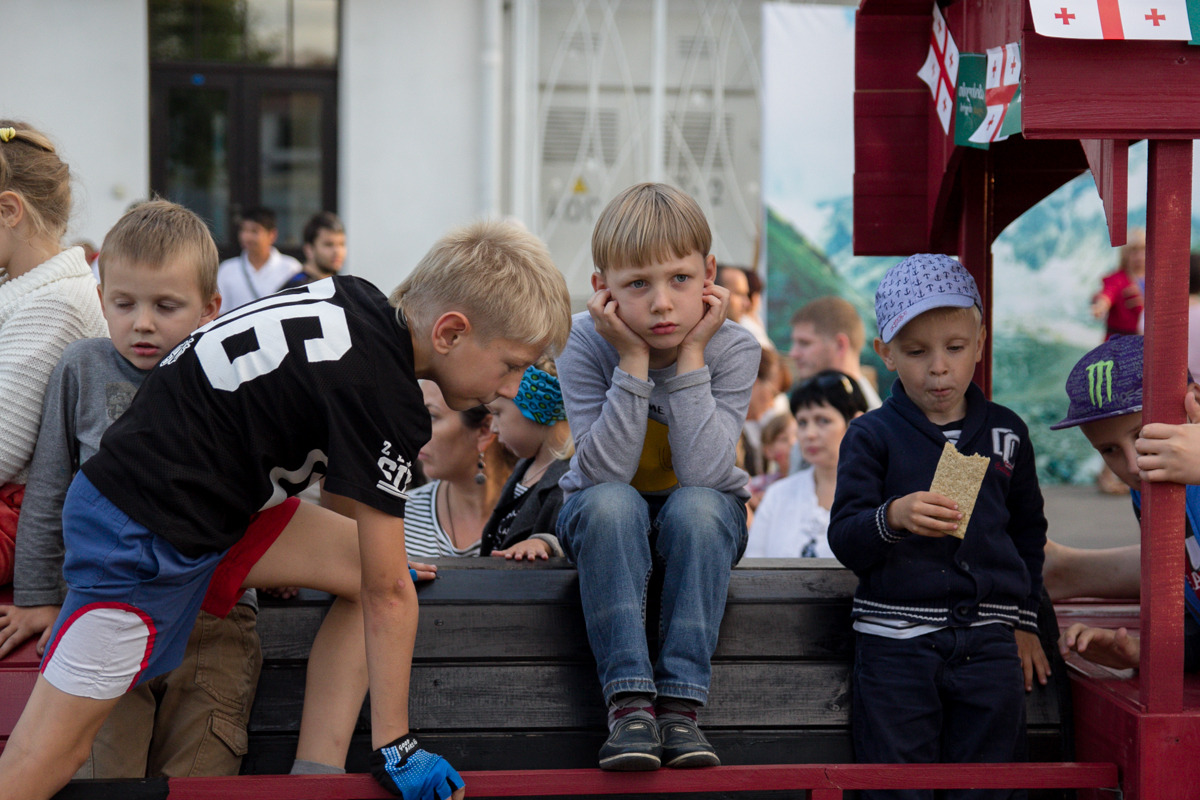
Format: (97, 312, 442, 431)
(195, 281, 352, 391)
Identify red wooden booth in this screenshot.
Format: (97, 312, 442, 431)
(2, 3, 1195, 800)
(855, 1, 1200, 798)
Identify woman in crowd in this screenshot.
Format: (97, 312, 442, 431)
(404, 380, 516, 558)
(745, 370, 867, 559)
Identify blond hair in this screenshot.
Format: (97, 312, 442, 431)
(791, 296, 866, 353)
(591, 183, 711, 275)
(390, 219, 570, 356)
(100, 199, 219, 300)
(0, 120, 71, 243)
(1119, 227, 1146, 274)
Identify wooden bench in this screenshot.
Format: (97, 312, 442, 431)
(245, 558, 1073, 774)
(1, 560, 1081, 797)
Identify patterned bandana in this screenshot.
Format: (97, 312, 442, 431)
(512, 366, 566, 425)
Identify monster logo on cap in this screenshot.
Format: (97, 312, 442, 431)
(1086, 360, 1114, 408)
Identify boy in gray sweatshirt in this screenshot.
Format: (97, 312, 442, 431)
(556, 183, 759, 771)
(0, 200, 257, 778)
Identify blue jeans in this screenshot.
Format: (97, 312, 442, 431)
(558, 483, 747, 705)
(851, 625, 1026, 800)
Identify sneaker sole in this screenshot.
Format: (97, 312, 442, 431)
(664, 750, 720, 769)
(599, 752, 662, 771)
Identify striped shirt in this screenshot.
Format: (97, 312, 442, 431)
(402, 480, 481, 559)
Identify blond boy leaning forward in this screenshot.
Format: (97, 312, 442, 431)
(0, 216, 570, 800)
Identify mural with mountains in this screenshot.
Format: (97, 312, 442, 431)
(765, 142, 1200, 484)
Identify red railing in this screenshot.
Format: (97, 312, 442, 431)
(162, 763, 1120, 800)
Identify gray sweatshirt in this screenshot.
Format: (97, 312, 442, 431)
(558, 312, 760, 500)
(13, 338, 257, 610)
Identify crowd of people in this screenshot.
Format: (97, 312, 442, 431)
(0, 118, 1196, 800)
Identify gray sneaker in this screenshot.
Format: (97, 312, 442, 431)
(659, 718, 720, 768)
(598, 717, 662, 771)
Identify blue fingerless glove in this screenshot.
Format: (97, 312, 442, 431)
(370, 734, 463, 800)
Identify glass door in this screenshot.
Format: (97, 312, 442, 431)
(150, 67, 337, 258)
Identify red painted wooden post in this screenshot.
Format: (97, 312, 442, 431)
(1139, 138, 1192, 713)
(1079, 139, 1129, 247)
(956, 148, 994, 397)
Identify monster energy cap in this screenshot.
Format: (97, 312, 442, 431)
(1050, 334, 1144, 430)
(875, 254, 982, 343)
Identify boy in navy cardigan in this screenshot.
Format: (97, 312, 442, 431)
(828, 254, 1049, 800)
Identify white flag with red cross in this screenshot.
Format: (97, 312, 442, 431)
(1029, 0, 1200, 41)
(968, 43, 1022, 145)
(916, 2, 959, 134)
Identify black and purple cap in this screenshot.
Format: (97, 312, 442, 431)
(874, 254, 982, 343)
(1050, 335, 1144, 430)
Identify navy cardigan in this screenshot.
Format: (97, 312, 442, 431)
(828, 381, 1046, 633)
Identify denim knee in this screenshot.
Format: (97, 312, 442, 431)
(558, 483, 650, 560)
(655, 487, 747, 563)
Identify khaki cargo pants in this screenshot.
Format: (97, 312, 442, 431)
(73, 605, 262, 778)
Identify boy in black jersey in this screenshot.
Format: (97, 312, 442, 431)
(0, 219, 572, 800)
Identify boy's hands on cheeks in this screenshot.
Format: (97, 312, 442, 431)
(587, 286, 650, 379)
(676, 279, 729, 374)
(1136, 389, 1200, 485)
(0, 604, 59, 658)
(886, 491, 962, 537)
(1015, 629, 1051, 692)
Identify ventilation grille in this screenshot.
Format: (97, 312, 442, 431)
(678, 35, 716, 60)
(543, 107, 620, 165)
(566, 31, 601, 55)
(665, 112, 733, 168)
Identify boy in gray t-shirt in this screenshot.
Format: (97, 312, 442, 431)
(0, 200, 257, 779)
(557, 183, 759, 771)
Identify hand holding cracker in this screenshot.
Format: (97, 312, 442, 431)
(927, 442, 989, 539)
(886, 491, 961, 538)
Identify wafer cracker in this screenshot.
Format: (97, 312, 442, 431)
(929, 442, 989, 539)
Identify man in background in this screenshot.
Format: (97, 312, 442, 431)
(216, 206, 301, 312)
(282, 211, 347, 290)
(788, 296, 881, 410)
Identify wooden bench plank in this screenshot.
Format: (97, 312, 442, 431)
(260, 601, 855, 661)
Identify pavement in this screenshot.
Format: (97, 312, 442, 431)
(1042, 483, 1139, 549)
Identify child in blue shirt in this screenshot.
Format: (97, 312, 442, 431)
(1051, 334, 1200, 671)
(829, 254, 1049, 800)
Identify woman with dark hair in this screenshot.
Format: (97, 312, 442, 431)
(745, 370, 868, 558)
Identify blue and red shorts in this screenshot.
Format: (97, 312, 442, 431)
(41, 473, 298, 700)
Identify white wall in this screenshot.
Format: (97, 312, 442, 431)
(342, 0, 489, 292)
(0, 1, 149, 250)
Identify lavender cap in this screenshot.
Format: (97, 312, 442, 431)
(874, 254, 982, 343)
(1050, 335, 1145, 430)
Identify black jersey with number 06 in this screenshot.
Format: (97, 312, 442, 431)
(82, 276, 429, 558)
